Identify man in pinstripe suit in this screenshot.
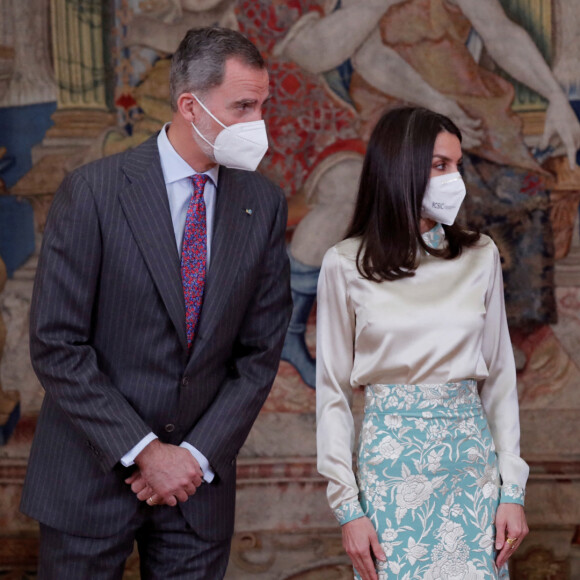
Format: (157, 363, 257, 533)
(20, 27, 292, 579)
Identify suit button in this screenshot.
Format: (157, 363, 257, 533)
(181, 377, 189, 387)
(165, 424, 175, 433)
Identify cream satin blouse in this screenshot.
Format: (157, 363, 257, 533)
(316, 224, 529, 515)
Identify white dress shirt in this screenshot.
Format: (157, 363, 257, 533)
(316, 225, 529, 513)
(120, 124, 219, 482)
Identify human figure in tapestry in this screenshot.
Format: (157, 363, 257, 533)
(105, 0, 580, 388)
(272, 0, 580, 386)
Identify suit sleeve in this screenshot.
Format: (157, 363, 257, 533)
(30, 171, 153, 471)
(182, 189, 292, 478)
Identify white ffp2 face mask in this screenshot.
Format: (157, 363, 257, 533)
(421, 172, 466, 226)
(191, 93, 268, 171)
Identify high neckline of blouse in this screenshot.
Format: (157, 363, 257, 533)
(421, 222, 445, 249)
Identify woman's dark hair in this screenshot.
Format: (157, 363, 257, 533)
(345, 106, 480, 281)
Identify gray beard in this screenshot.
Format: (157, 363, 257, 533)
(191, 116, 219, 164)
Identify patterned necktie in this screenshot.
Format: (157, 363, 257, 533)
(181, 173, 209, 349)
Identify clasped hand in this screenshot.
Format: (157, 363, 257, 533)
(125, 439, 204, 506)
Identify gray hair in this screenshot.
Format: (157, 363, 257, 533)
(170, 27, 265, 112)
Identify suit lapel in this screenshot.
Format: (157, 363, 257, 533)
(190, 167, 254, 358)
(118, 137, 188, 351)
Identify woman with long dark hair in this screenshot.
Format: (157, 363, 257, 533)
(316, 107, 529, 580)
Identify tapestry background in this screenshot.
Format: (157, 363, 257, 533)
(1, 1, 580, 577)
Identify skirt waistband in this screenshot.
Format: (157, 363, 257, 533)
(364, 380, 481, 418)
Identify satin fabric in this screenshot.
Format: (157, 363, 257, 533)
(316, 224, 529, 513)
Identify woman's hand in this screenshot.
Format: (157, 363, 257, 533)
(495, 503, 529, 569)
(342, 516, 386, 580)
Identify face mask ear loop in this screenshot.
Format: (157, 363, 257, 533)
(191, 93, 227, 129)
(191, 93, 230, 151)
(191, 121, 221, 150)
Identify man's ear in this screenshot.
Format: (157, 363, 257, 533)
(177, 93, 197, 123)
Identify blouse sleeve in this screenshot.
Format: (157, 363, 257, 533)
(316, 247, 365, 525)
(479, 243, 529, 506)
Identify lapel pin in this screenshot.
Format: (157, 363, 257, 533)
(245, 208, 253, 215)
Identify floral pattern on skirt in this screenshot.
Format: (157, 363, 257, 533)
(355, 380, 509, 579)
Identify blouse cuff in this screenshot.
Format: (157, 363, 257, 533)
(333, 499, 365, 526)
(500, 482, 525, 506)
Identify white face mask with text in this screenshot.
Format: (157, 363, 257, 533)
(190, 93, 268, 171)
(421, 172, 466, 226)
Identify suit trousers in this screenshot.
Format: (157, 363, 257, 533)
(38, 503, 231, 580)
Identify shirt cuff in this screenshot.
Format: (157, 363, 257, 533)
(500, 482, 525, 506)
(180, 442, 215, 483)
(497, 451, 529, 491)
(120, 432, 158, 467)
(333, 499, 365, 526)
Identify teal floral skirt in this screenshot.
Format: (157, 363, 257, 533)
(356, 380, 509, 579)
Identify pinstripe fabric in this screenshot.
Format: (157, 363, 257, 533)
(21, 135, 292, 545)
(39, 508, 231, 580)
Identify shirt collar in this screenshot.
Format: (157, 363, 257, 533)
(157, 123, 219, 186)
(421, 222, 446, 249)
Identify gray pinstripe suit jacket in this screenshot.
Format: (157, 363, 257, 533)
(20, 135, 292, 541)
